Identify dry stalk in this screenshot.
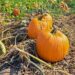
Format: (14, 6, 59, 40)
(1, 36, 15, 41)
(0, 72, 10, 74)
(25, 55, 45, 75)
(0, 41, 6, 54)
(1, 28, 11, 38)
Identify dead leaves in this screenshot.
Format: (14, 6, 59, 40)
(60, 1, 70, 12)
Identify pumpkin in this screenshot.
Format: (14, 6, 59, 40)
(28, 13, 53, 39)
(13, 8, 20, 16)
(36, 28, 69, 62)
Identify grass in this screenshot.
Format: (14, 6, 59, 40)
(0, 0, 75, 19)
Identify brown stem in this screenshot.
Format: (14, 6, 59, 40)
(51, 25, 57, 34)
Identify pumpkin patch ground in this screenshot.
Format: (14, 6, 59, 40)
(0, 0, 75, 75)
(0, 14, 75, 75)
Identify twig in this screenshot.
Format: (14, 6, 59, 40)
(25, 55, 45, 75)
(14, 33, 27, 45)
(0, 72, 10, 74)
(1, 36, 15, 41)
(30, 60, 45, 75)
(1, 28, 11, 38)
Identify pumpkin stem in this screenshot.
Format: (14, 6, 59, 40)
(51, 25, 57, 34)
(38, 15, 43, 20)
(38, 13, 48, 20)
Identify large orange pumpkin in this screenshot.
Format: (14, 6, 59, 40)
(28, 13, 53, 39)
(36, 28, 69, 62)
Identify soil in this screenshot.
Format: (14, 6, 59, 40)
(0, 14, 75, 75)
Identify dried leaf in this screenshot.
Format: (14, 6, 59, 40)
(60, 1, 70, 12)
(0, 41, 6, 54)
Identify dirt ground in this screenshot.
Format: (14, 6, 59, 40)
(0, 14, 75, 75)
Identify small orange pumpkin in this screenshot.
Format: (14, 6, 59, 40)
(13, 8, 20, 16)
(36, 28, 69, 62)
(28, 13, 53, 39)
